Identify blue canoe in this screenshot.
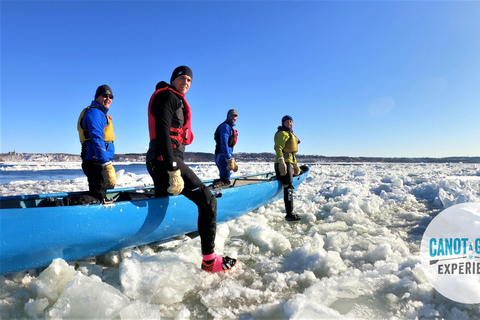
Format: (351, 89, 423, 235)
(0, 166, 309, 275)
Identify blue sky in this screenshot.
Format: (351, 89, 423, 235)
(2, 0, 480, 158)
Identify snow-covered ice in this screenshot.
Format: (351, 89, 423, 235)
(2, 161, 480, 319)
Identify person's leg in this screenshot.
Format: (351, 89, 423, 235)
(215, 154, 231, 181)
(275, 162, 300, 221)
(284, 186, 294, 215)
(178, 161, 217, 255)
(82, 160, 107, 201)
(178, 160, 237, 272)
(147, 160, 170, 197)
(148, 159, 216, 245)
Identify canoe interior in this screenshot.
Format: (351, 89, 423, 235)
(0, 170, 279, 209)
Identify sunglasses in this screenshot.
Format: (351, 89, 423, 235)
(102, 94, 114, 100)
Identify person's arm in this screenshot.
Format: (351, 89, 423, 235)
(151, 91, 178, 171)
(274, 131, 288, 161)
(219, 124, 233, 160)
(84, 109, 110, 164)
(274, 131, 289, 175)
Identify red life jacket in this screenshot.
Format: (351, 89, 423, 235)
(231, 127, 238, 147)
(214, 121, 238, 154)
(148, 86, 194, 150)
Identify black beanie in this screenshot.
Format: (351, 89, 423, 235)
(95, 85, 113, 99)
(170, 66, 193, 84)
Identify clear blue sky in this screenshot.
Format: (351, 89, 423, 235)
(2, 0, 480, 158)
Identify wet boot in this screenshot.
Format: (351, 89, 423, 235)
(201, 254, 237, 272)
(285, 213, 301, 221)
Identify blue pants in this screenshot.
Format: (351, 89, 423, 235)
(215, 154, 231, 180)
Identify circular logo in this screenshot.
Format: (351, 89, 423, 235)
(420, 203, 480, 304)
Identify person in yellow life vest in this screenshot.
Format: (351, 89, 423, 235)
(77, 85, 116, 202)
(274, 115, 302, 221)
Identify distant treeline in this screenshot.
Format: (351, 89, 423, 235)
(1, 152, 480, 164)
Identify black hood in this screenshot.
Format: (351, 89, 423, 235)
(155, 81, 170, 91)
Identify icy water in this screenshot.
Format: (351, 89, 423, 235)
(0, 163, 148, 184)
(2, 161, 480, 319)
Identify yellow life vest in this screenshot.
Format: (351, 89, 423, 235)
(274, 129, 298, 164)
(283, 132, 298, 153)
(77, 107, 115, 144)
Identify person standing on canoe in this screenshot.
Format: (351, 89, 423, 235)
(212, 109, 239, 188)
(274, 115, 302, 222)
(77, 85, 116, 202)
(146, 66, 237, 273)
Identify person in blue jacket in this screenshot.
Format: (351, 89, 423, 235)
(213, 109, 239, 187)
(77, 85, 116, 201)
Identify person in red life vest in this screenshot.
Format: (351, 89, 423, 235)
(77, 85, 116, 202)
(211, 109, 239, 188)
(146, 66, 237, 272)
(274, 115, 302, 222)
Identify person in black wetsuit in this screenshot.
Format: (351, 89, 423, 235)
(146, 66, 237, 272)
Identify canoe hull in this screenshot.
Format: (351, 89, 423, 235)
(0, 167, 309, 274)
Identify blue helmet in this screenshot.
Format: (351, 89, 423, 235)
(281, 115, 293, 124)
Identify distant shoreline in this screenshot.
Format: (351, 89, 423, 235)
(1, 152, 480, 164)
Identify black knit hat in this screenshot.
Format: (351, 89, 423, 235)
(95, 85, 113, 99)
(170, 66, 193, 84)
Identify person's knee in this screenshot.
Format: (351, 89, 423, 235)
(207, 193, 217, 211)
(199, 186, 216, 206)
(198, 188, 217, 218)
(190, 185, 215, 205)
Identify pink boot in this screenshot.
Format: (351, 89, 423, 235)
(201, 253, 237, 272)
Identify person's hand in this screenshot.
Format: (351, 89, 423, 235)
(167, 169, 184, 195)
(293, 163, 302, 176)
(277, 157, 287, 176)
(227, 158, 238, 172)
(103, 162, 116, 187)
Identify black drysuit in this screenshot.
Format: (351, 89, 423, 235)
(146, 82, 217, 255)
